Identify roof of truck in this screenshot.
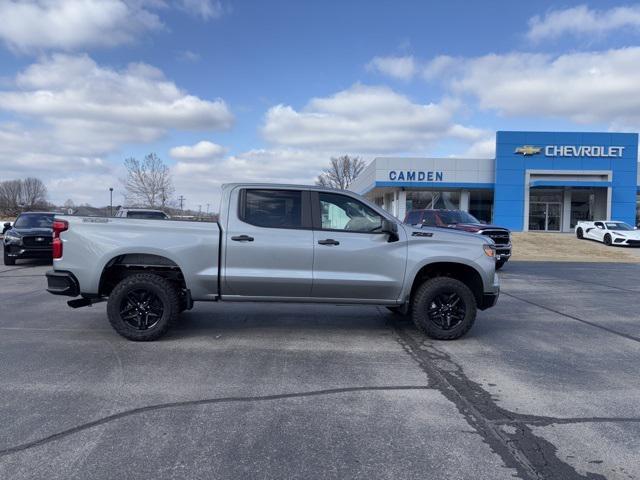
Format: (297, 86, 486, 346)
(221, 183, 350, 193)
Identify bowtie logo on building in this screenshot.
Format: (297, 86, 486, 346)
(514, 145, 542, 156)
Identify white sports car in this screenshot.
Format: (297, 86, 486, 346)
(575, 220, 640, 246)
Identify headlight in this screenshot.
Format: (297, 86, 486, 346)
(483, 244, 495, 257)
(4, 231, 21, 244)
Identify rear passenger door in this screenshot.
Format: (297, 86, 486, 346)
(224, 188, 314, 298)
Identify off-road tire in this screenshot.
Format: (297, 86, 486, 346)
(3, 251, 16, 266)
(576, 228, 583, 239)
(411, 277, 477, 340)
(604, 234, 612, 246)
(107, 273, 179, 341)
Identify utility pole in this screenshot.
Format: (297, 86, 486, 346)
(178, 195, 185, 216)
(109, 187, 113, 216)
(206, 203, 210, 216)
(198, 204, 202, 219)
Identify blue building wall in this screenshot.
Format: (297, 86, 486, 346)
(493, 131, 639, 230)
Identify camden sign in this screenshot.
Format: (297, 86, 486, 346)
(388, 170, 444, 182)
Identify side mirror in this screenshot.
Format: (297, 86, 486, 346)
(381, 219, 399, 242)
(3, 222, 10, 229)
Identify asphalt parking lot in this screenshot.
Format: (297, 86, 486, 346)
(0, 255, 639, 480)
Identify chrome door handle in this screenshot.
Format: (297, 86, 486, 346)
(317, 239, 340, 246)
(231, 235, 254, 242)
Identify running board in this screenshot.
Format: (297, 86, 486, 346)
(67, 297, 105, 309)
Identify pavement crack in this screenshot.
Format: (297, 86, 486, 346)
(0, 385, 430, 458)
(387, 316, 608, 480)
(502, 291, 640, 343)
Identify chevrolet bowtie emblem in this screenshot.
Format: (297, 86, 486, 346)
(514, 145, 542, 156)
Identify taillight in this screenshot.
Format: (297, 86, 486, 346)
(52, 219, 68, 259)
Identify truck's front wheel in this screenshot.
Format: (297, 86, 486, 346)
(411, 277, 477, 340)
(107, 273, 179, 341)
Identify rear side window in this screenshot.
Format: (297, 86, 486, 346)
(127, 211, 167, 219)
(242, 189, 302, 228)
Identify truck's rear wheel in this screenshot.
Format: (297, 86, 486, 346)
(411, 277, 477, 340)
(107, 273, 179, 341)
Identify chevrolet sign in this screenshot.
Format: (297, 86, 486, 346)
(515, 145, 625, 158)
(544, 145, 624, 158)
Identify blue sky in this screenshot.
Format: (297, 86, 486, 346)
(1, 0, 639, 208)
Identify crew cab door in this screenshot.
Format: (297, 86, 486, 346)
(223, 188, 314, 298)
(310, 191, 407, 301)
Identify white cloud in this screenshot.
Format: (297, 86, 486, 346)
(171, 148, 329, 211)
(175, 0, 224, 21)
(261, 84, 482, 153)
(527, 5, 640, 42)
(366, 55, 416, 80)
(170, 140, 227, 160)
(425, 47, 640, 128)
(0, 0, 164, 52)
(0, 54, 233, 207)
(0, 53, 233, 156)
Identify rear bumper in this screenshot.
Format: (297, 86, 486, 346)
(46, 270, 80, 297)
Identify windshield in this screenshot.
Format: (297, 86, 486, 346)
(437, 211, 480, 225)
(13, 214, 54, 229)
(126, 211, 168, 219)
(605, 222, 633, 231)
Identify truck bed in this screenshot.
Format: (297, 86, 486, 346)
(55, 217, 220, 300)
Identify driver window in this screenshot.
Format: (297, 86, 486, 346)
(319, 193, 383, 233)
(595, 222, 604, 229)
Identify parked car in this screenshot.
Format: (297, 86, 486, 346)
(575, 220, 640, 246)
(3, 212, 55, 265)
(46, 184, 499, 341)
(115, 208, 170, 220)
(404, 209, 512, 270)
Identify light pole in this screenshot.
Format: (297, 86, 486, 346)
(109, 187, 113, 216)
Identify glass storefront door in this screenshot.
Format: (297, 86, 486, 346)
(529, 189, 563, 231)
(529, 202, 562, 231)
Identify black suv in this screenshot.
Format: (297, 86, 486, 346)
(3, 212, 55, 265)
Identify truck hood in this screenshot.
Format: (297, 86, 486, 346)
(7, 228, 53, 237)
(443, 223, 509, 233)
(404, 224, 492, 245)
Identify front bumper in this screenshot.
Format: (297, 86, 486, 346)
(495, 244, 512, 261)
(4, 243, 52, 259)
(479, 291, 499, 310)
(46, 270, 80, 297)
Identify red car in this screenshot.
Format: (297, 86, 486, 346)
(404, 209, 512, 270)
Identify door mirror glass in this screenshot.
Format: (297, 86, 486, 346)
(3, 222, 10, 228)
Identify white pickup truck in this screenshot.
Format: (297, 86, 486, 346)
(46, 184, 500, 341)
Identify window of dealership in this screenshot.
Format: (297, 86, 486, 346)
(350, 131, 640, 231)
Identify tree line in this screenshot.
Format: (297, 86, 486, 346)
(0, 178, 48, 216)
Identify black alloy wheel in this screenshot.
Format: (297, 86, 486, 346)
(604, 234, 612, 246)
(107, 273, 179, 341)
(576, 228, 583, 239)
(427, 292, 466, 330)
(411, 277, 477, 340)
(119, 289, 164, 330)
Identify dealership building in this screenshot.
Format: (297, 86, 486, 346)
(350, 131, 640, 231)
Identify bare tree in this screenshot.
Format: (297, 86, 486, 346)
(21, 177, 48, 210)
(316, 155, 366, 190)
(123, 153, 174, 208)
(0, 180, 23, 215)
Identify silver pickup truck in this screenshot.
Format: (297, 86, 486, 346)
(46, 184, 499, 341)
